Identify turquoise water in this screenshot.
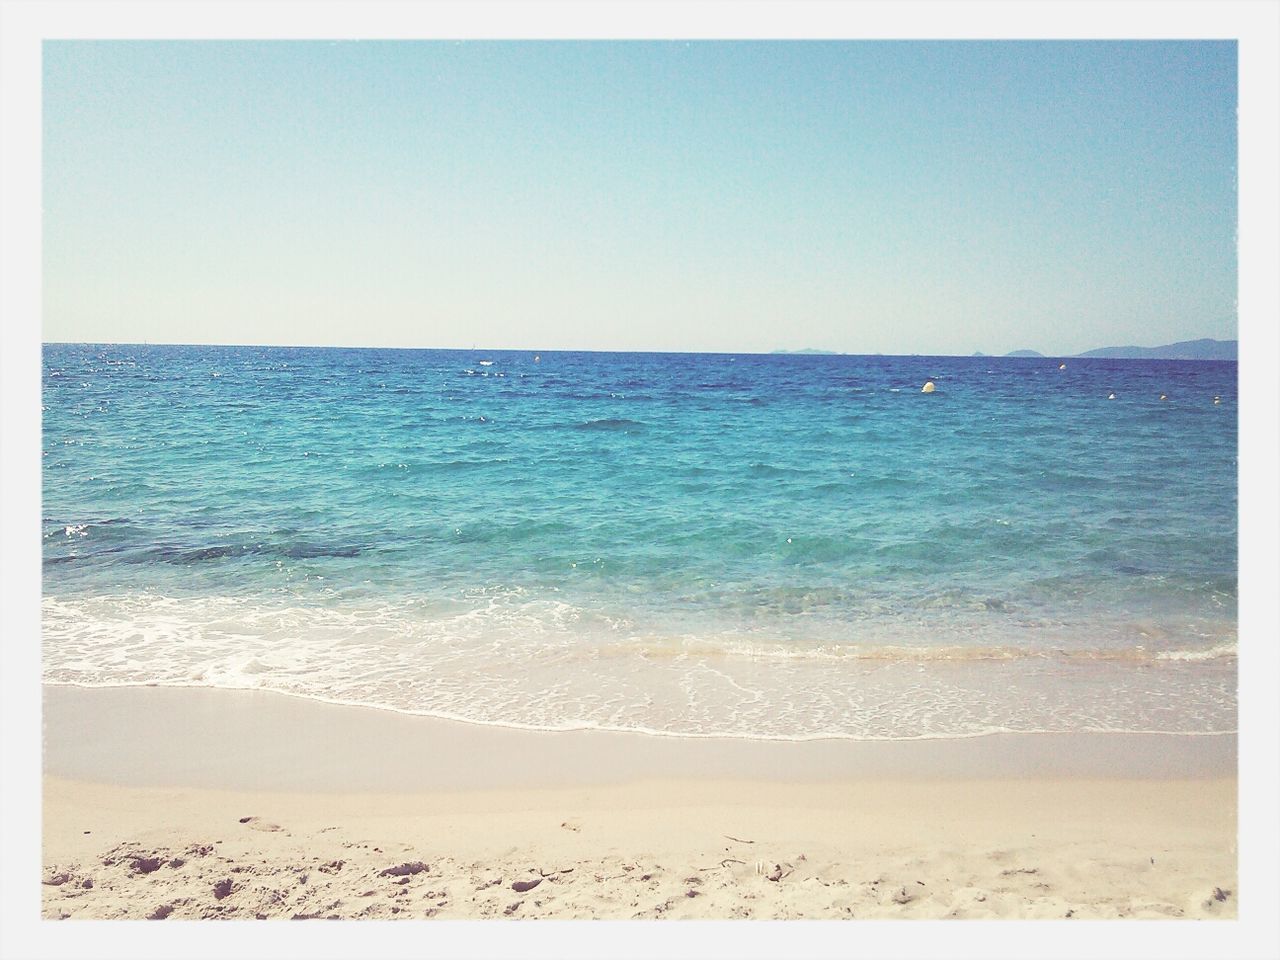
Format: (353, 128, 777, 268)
(42, 345, 1237, 739)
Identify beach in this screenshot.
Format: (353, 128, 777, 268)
(36, 350, 1243, 923)
(13, 26, 1275, 954)
(37, 348, 1243, 927)
(42, 685, 1238, 921)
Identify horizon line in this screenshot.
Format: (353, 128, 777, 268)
(40, 338, 1240, 360)
(42, 335, 1239, 355)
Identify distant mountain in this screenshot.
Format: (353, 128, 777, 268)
(767, 339, 1235, 360)
(1074, 338, 1236, 360)
(999, 339, 1235, 360)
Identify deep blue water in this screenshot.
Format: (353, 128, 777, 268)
(41, 344, 1237, 739)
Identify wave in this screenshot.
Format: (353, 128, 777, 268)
(41, 592, 1237, 741)
(604, 636, 1237, 664)
(1155, 642, 1238, 662)
(38, 679, 1240, 743)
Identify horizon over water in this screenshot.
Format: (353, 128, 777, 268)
(42, 344, 1237, 741)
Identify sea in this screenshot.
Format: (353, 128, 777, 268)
(41, 344, 1238, 741)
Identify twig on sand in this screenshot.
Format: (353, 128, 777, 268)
(723, 835, 755, 844)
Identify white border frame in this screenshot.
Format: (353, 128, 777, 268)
(3, 3, 1277, 959)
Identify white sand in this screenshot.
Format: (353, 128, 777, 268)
(42, 685, 1237, 920)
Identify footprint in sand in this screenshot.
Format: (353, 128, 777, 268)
(238, 816, 284, 832)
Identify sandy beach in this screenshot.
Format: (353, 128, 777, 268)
(42, 684, 1238, 921)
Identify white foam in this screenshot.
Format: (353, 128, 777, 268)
(1155, 642, 1238, 661)
(41, 594, 1238, 742)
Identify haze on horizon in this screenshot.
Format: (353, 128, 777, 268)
(43, 40, 1237, 356)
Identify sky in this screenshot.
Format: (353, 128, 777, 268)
(42, 40, 1237, 355)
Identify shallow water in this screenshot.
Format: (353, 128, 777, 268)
(42, 345, 1237, 739)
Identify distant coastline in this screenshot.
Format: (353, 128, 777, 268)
(768, 347, 842, 356)
(775, 337, 1237, 361)
(996, 338, 1237, 361)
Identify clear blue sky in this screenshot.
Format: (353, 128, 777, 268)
(43, 40, 1237, 355)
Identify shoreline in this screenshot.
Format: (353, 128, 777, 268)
(42, 684, 1238, 920)
(41, 677, 1241, 743)
(44, 683, 1236, 791)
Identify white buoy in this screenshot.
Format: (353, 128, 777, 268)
(1108, 393, 1116, 400)
(534, 355, 541, 362)
(921, 380, 936, 393)
(1059, 363, 1066, 370)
